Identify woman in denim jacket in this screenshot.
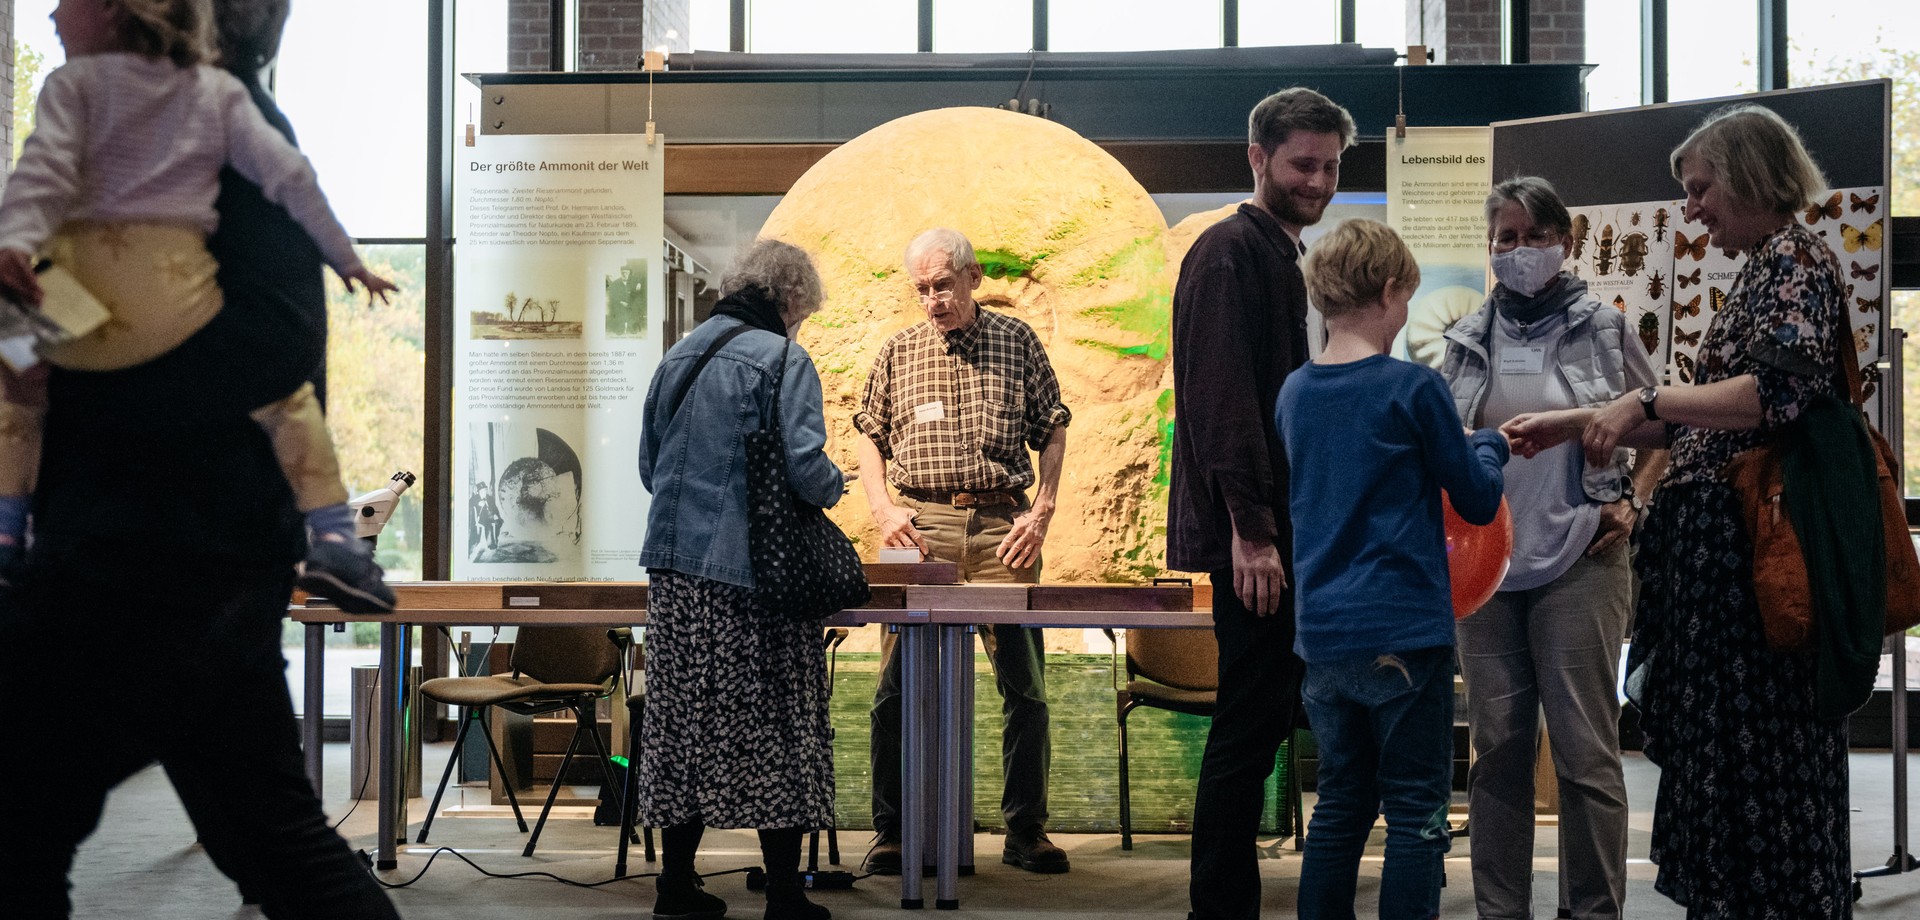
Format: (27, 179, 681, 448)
(637, 239, 846, 920)
(1438, 176, 1659, 920)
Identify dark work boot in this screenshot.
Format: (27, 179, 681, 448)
(1001, 824, 1070, 874)
(653, 872, 727, 920)
(764, 883, 829, 920)
(862, 831, 901, 876)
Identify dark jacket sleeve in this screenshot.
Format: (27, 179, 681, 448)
(1173, 243, 1285, 544)
(1412, 370, 1507, 525)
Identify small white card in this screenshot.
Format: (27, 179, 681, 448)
(877, 547, 924, 564)
(0, 335, 38, 373)
(1498, 346, 1546, 375)
(912, 400, 946, 424)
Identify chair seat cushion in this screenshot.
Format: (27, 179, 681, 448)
(1125, 679, 1215, 717)
(419, 674, 608, 707)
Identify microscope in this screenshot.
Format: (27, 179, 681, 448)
(351, 471, 416, 544)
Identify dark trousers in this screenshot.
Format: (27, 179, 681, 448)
(870, 623, 1051, 836)
(869, 495, 1050, 836)
(1190, 568, 1306, 920)
(0, 555, 399, 920)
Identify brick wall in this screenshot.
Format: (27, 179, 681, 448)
(510, 0, 689, 73)
(1437, 0, 1584, 66)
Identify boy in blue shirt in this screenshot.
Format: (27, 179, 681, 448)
(1277, 218, 1508, 919)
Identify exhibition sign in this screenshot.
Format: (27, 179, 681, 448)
(451, 134, 665, 580)
(1387, 126, 1492, 368)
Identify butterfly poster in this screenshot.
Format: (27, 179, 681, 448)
(1663, 206, 1744, 384)
(1563, 200, 1681, 371)
(1799, 185, 1887, 373)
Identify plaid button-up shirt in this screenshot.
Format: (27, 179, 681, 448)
(852, 308, 1071, 493)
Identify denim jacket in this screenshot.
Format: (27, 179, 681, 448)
(1439, 285, 1658, 503)
(638, 316, 845, 587)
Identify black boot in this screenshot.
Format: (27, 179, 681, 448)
(653, 872, 727, 920)
(764, 883, 829, 920)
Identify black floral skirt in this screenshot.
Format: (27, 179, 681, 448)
(1630, 481, 1851, 918)
(637, 569, 835, 829)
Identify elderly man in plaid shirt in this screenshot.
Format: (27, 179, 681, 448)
(854, 227, 1072, 877)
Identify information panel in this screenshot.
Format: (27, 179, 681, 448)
(1387, 126, 1493, 368)
(452, 134, 664, 580)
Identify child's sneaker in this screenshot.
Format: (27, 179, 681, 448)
(297, 537, 396, 614)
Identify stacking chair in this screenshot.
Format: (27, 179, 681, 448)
(418, 626, 632, 858)
(1107, 627, 1304, 851)
(614, 634, 655, 877)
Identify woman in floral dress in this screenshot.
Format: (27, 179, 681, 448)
(1506, 103, 1853, 918)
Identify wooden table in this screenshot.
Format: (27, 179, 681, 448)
(291, 576, 1208, 909)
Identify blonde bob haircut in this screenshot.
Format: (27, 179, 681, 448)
(1300, 218, 1420, 320)
(1670, 103, 1828, 215)
(111, 0, 217, 67)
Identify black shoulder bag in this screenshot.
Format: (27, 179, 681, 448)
(662, 328, 869, 620)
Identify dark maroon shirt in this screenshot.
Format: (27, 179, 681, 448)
(1166, 203, 1309, 574)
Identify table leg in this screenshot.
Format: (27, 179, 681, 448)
(396, 623, 414, 847)
(304, 623, 325, 797)
(935, 624, 971, 909)
(377, 621, 402, 870)
(958, 626, 975, 876)
(898, 622, 930, 909)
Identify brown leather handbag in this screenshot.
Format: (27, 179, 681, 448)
(1724, 309, 1920, 650)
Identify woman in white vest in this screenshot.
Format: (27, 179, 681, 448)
(1438, 176, 1660, 920)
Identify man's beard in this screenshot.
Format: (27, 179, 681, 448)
(1269, 190, 1329, 228)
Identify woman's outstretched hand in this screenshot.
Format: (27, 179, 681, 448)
(1500, 408, 1589, 459)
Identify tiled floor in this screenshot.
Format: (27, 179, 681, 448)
(61, 743, 1920, 918)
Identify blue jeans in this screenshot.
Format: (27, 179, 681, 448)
(1298, 647, 1455, 920)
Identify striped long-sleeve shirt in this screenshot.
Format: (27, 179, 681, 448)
(0, 52, 361, 276)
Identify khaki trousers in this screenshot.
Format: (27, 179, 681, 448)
(0, 224, 346, 510)
(869, 494, 1052, 834)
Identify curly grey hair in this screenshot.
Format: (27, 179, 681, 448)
(719, 239, 826, 322)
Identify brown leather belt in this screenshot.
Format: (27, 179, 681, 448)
(901, 488, 1022, 508)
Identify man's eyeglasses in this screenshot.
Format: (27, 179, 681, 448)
(914, 283, 958, 304)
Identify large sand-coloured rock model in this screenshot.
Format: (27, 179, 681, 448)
(761, 107, 1178, 581)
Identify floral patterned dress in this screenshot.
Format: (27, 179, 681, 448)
(636, 570, 836, 830)
(1630, 222, 1853, 918)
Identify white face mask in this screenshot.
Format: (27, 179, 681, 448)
(1491, 244, 1563, 297)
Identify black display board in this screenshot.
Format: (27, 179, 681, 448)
(1491, 81, 1889, 207)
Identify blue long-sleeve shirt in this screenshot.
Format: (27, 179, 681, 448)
(1276, 355, 1508, 663)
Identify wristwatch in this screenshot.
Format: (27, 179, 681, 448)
(1639, 386, 1660, 421)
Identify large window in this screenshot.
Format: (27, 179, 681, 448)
(1047, 0, 1219, 52)
(1583, 0, 1641, 111)
(1239, 1, 1340, 47)
(1666, 1, 1757, 102)
(934, 0, 1034, 53)
(749, 0, 916, 53)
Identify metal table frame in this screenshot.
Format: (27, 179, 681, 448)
(291, 601, 1212, 908)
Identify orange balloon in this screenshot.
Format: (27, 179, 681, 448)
(1443, 495, 1513, 619)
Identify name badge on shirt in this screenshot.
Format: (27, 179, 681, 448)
(913, 400, 946, 424)
(1499, 346, 1546, 375)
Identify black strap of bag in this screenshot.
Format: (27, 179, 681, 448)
(661, 323, 754, 426)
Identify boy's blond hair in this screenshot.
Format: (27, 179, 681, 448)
(1300, 218, 1420, 319)
(110, 0, 217, 68)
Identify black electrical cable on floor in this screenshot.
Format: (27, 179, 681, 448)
(363, 847, 757, 891)
(329, 672, 382, 830)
